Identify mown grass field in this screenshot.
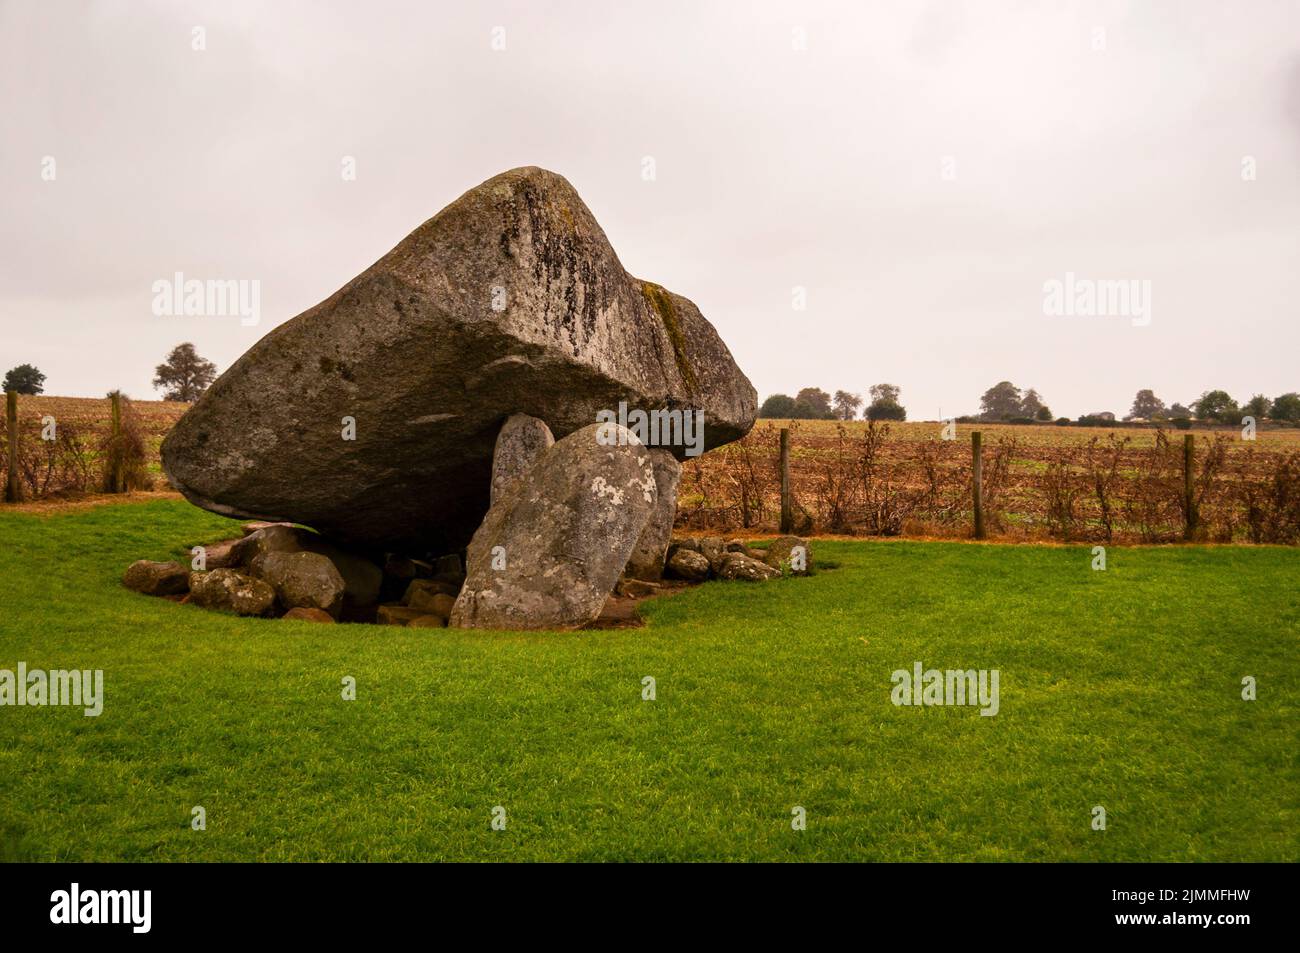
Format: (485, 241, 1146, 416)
(0, 500, 1296, 861)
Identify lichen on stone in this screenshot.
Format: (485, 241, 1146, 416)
(641, 282, 697, 395)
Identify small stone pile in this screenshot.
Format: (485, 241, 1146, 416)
(663, 535, 812, 583)
(123, 501, 811, 629)
(123, 521, 470, 626)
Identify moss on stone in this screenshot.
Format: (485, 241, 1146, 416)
(548, 199, 577, 235)
(641, 282, 697, 394)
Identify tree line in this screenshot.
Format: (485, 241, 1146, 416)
(3, 343, 217, 402)
(758, 380, 1300, 425)
(759, 385, 908, 421)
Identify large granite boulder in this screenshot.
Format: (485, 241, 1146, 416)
(450, 423, 657, 630)
(623, 448, 682, 580)
(161, 166, 756, 554)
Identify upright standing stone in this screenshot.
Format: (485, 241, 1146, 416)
(491, 414, 554, 504)
(623, 449, 682, 580)
(450, 423, 657, 630)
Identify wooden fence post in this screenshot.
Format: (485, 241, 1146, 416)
(5, 390, 20, 503)
(109, 391, 125, 493)
(1183, 433, 1196, 541)
(972, 430, 985, 540)
(779, 427, 792, 534)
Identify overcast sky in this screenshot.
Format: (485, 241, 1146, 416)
(3, 0, 1297, 418)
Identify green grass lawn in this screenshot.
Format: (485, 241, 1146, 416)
(0, 500, 1295, 862)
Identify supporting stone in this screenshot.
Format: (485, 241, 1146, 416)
(623, 448, 682, 580)
(491, 414, 554, 505)
(451, 423, 657, 630)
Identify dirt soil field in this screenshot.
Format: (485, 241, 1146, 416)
(681, 418, 1300, 544)
(4, 400, 1299, 544)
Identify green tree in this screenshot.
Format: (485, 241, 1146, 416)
(1242, 394, 1272, 420)
(153, 343, 217, 402)
(866, 399, 906, 421)
(869, 383, 901, 404)
(1270, 392, 1300, 422)
(979, 381, 1022, 421)
(2, 363, 46, 395)
(794, 387, 834, 419)
(1034, 405, 1054, 422)
(1169, 402, 1192, 418)
(1129, 389, 1166, 420)
(832, 390, 862, 421)
(1192, 390, 1239, 424)
(758, 394, 797, 418)
(1019, 388, 1047, 419)
(865, 383, 906, 421)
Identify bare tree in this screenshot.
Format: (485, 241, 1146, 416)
(153, 343, 217, 402)
(832, 390, 863, 420)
